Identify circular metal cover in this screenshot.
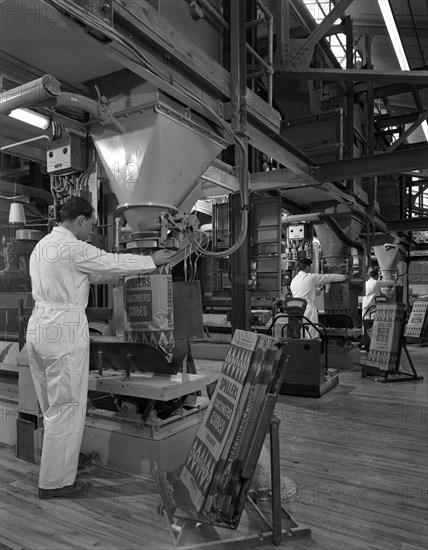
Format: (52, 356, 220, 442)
(15, 229, 44, 241)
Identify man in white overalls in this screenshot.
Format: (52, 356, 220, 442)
(290, 258, 347, 338)
(27, 196, 173, 499)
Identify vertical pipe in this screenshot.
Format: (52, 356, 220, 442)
(399, 175, 405, 220)
(408, 177, 412, 219)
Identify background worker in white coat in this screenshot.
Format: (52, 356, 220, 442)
(290, 257, 347, 338)
(27, 196, 174, 499)
(361, 269, 395, 320)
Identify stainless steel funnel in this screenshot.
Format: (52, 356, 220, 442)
(90, 87, 225, 235)
(373, 244, 404, 282)
(313, 204, 363, 272)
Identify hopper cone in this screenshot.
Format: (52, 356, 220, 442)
(91, 103, 225, 232)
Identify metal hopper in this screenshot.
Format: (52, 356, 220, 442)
(312, 204, 363, 273)
(373, 244, 404, 282)
(90, 85, 226, 245)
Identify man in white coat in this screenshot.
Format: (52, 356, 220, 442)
(290, 257, 347, 338)
(27, 196, 174, 499)
(361, 269, 395, 320)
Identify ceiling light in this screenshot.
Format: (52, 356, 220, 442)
(377, 0, 409, 70)
(8, 108, 50, 130)
(421, 120, 428, 141)
(377, 0, 428, 142)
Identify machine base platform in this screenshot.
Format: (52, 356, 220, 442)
(280, 369, 339, 398)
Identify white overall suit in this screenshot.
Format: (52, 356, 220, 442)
(290, 271, 346, 338)
(362, 277, 394, 320)
(27, 226, 157, 490)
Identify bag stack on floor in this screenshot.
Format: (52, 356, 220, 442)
(179, 329, 288, 527)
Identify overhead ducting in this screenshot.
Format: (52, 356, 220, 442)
(0, 75, 124, 132)
(0, 75, 61, 114)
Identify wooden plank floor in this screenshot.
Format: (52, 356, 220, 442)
(1, 345, 427, 550)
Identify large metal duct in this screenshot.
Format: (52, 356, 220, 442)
(0, 75, 61, 114)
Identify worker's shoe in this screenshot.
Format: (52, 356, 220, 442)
(77, 451, 96, 470)
(38, 480, 89, 500)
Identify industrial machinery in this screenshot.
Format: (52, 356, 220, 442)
(5, 74, 235, 473)
(204, 192, 367, 373)
(0, 0, 426, 489)
(269, 298, 339, 398)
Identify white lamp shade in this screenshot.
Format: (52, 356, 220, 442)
(9, 202, 26, 225)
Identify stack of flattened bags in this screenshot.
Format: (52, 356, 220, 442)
(365, 302, 407, 372)
(179, 329, 287, 527)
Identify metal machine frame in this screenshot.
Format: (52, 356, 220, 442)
(156, 417, 311, 549)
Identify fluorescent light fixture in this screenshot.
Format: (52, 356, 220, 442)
(421, 120, 428, 140)
(377, 0, 428, 142)
(8, 108, 50, 130)
(377, 0, 409, 69)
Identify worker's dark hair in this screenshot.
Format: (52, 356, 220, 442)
(296, 257, 312, 271)
(59, 196, 94, 222)
(369, 269, 379, 279)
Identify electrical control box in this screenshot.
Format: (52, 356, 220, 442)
(287, 224, 306, 239)
(46, 135, 86, 174)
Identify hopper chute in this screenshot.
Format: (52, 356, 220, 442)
(314, 214, 363, 273)
(283, 205, 364, 274)
(90, 85, 226, 247)
(373, 244, 404, 282)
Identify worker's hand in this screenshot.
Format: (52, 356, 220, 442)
(151, 249, 175, 266)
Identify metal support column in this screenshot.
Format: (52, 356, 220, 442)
(270, 415, 282, 545)
(366, 31, 377, 214)
(275, 0, 291, 66)
(230, 0, 251, 331)
(345, 15, 354, 193)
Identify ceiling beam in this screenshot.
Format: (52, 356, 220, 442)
(354, 82, 428, 99)
(199, 159, 239, 196)
(0, 51, 90, 95)
(387, 111, 428, 152)
(246, 123, 317, 185)
(276, 67, 428, 84)
(0, 116, 50, 163)
(387, 218, 428, 231)
(315, 146, 428, 181)
(288, 0, 355, 66)
(375, 111, 422, 128)
(354, 25, 428, 38)
(288, 0, 343, 71)
(111, 0, 281, 130)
